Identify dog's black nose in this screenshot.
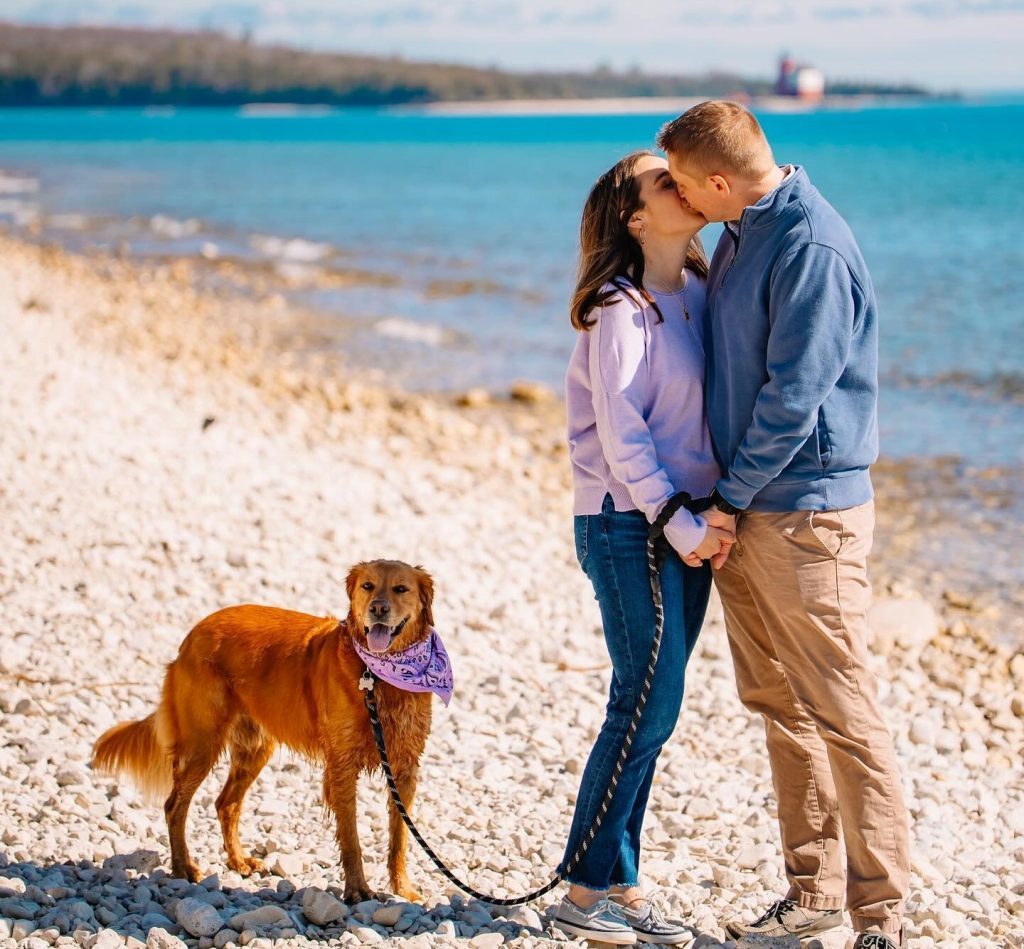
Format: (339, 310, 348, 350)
(369, 599, 391, 618)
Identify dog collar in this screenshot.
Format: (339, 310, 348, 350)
(354, 626, 454, 707)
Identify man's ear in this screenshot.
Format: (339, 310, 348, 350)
(708, 174, 730, 195)
(415, 567, 435, 627)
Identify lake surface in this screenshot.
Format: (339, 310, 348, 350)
(1, 100, 1021, 464)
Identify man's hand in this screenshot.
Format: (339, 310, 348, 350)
(682, 524, 735, 569)
(703, 504, 737, 535)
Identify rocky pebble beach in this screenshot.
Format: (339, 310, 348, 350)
(1, 234, 1022, 949)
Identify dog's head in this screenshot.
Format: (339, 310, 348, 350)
(345, 560, 434, 655)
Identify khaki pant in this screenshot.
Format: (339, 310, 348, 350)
(714, 501, 909, 934)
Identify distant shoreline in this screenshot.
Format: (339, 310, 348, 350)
(394, 93, 951, 117)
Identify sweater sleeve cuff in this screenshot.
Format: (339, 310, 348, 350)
(663, 511, 708, 557)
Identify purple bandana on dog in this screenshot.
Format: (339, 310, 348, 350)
(353, 626, 454, 706)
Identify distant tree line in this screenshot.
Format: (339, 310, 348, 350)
(0, 23, 930, 107)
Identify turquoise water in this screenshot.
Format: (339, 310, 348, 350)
(0, 102, 1021, 464)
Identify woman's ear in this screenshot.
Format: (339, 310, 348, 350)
(415, 567, 435, 628)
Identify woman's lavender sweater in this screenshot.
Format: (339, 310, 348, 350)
(565, 273, 722, 556)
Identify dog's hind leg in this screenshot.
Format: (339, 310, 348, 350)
(162, 663, 232, 882)
(216, 716, 276, 876)
(386, 760, 422, 903)
(165, 742, 222, 882)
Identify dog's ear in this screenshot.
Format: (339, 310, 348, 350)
(345, 563, 366, 604)
(415, 567, 435, 628)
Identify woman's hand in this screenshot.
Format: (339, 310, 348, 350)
(681, 526, 735, 569)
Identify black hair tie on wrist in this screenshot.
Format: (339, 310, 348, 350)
(649, 491, 714, 569)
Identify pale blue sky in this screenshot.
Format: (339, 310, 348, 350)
(5, 0, 1024, 92)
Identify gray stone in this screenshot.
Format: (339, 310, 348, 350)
(174, 899, 223, 938)
(508, 908, 543, 931)
(300, 890, 346, 927)
(370, 905, 403, 928)
(212, 932, 238, 949)
(227, 908, 290, 932)
(0, 902, 38, 921)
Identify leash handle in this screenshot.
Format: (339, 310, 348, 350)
(361, 490, 711, 907)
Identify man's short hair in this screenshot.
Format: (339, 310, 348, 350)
(657, 100, 775, 178)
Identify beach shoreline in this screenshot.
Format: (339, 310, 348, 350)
(1, 233, 1023, 947)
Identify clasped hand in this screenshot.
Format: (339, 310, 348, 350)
(681, 506, 737, 570)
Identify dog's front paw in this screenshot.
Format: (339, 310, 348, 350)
(228, 856, 268, 877)
(343, 884, 376, 905)
(173, 859, 205, 883)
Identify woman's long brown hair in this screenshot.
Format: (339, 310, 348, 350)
(570, 150, 709, 331)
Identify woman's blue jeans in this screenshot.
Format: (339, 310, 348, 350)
(559, 493, 712, 891)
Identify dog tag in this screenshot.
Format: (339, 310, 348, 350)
(359, 671, 375, 692)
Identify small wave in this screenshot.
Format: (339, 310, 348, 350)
(250, 234, 333, 262)
(374, 318, 450, 347)
(0, 198, 39, 226)
(0, 174, 39, 195)
(888, 369, 1024, 403)
(150, 214, 202, 239)
(48, 213, 91, 230)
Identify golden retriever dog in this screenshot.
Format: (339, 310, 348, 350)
(92, 560, 436, 903)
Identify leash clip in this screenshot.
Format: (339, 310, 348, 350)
(359, 670, 375, 692)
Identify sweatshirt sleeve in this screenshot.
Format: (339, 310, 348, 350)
(590, 293, 707, 554)
(716, 242, 857, 510)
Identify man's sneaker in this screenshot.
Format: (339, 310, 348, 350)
(553, 895, 637, 945)
(853, 927, 906, 949)
(612, 897, 694, 945)
(724, 898, 844, 940)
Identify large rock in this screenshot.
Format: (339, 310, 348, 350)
(301, 888, 347, 926)
(145, 930, 187, 949)
(868, 596, 940, 655)
(269, 853, 304, 879)
(175, 899, 224, 938)
(735, 843, 776, 871)
(227, 906, 291, 931)
(469, 934, 504, 949)
(104, 852, 163, 874)
(90, 930, 126, 949)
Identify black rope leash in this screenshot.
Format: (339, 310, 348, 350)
(362, 490, 711, 906)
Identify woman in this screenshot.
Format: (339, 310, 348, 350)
(555, 151, 734, 945)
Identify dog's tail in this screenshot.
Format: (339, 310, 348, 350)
(92, 710, 173, 802)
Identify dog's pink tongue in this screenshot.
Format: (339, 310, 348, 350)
(367, 624, 392, 653)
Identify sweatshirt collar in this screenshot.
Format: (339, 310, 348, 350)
(733, 164, 811, 233)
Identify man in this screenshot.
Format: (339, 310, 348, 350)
(657, 101, 910, 948)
